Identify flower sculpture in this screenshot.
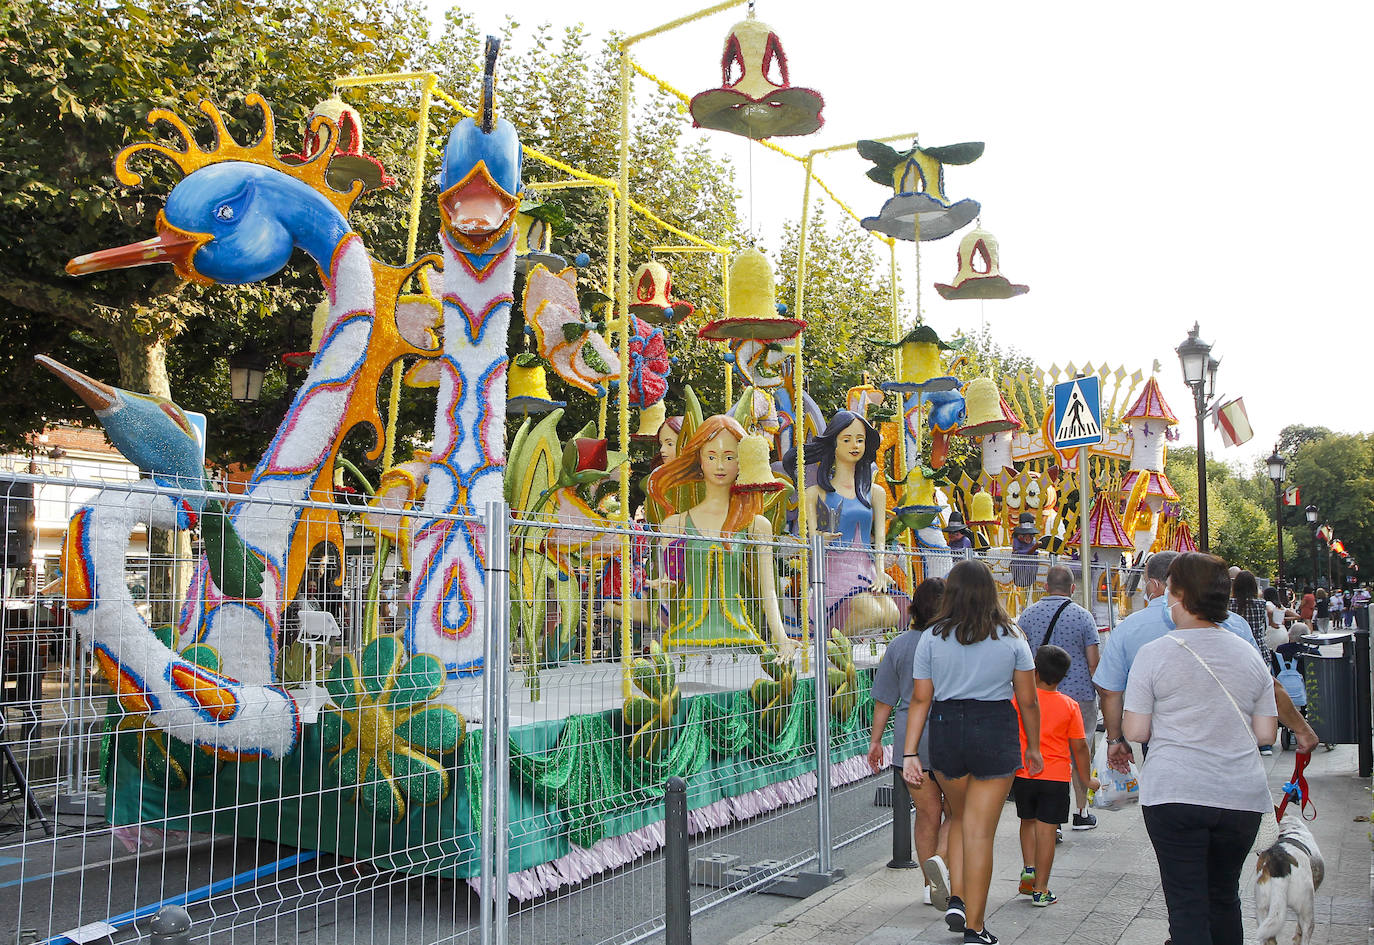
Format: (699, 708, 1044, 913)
(749, 648, 797, 738)
(322, 636, 465, 823)
(623, 641, 680, 763)
(524, 264, 620, 396)
(826, 630, 860, 724)
(113, 626, 221, 790)
(626, 315, 671, 408)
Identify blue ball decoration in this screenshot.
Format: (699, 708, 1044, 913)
(662, 305, 676, 321)
(573, 253, 591, 268)
(722, 352, 736, 364)
(775, 302, 788, 315)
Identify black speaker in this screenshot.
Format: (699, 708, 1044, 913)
(0, 478, 34, 570)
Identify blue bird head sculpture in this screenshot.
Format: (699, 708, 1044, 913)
(67, 95, 358, 286)
(437, 37, 523, 264)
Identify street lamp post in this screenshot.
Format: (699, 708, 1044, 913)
(1267, 447, 1287, 591)
(1305, 504, 1319, 587)
(1176, 323, 1215, 551)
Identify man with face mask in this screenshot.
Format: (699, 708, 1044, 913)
(1094, 551, 1319, 772)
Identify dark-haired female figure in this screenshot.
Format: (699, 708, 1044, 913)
(903, 560, 1042, 945)
(1124, 552, 1277, 945)
(803, 410, 904, 635)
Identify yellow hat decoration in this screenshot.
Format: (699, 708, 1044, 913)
(628, 261, 695, 325)
(732, 432, 785, 494)
(934, 228, 1029, 301)
(957, 377, 1023, 438)
(871, 325, 959, 393)
(699, 247, 806, 342)
(507, 353, 565, 416)
(967, 489, 999, 526)
(513, 200, 568, 274)
(689, 15, 824, 140)
(632, 400, 668, 441)
(281, 96, 395, 193)
(857, 140, 982, 242)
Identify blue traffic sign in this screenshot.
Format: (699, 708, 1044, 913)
(1052, 376, 1102, 449)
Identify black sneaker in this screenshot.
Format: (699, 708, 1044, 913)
(964, 928, 998, 944)
(945, 895, 966, 932)
(1072, 811, 1098, 831)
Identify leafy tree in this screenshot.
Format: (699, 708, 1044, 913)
(1287, 433, 1374, 588)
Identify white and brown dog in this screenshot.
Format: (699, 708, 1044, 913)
(1254, 810, 1324, 945)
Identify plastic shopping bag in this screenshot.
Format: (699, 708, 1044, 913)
(1088, 736, 1140, 811)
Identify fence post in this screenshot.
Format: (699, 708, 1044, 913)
(811, 531, 833, 875)
(664, 776, 691, 945)
(479, 500, 512, 945)
(887, 766, 917, 868)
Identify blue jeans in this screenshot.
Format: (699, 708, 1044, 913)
(1142, 803, 1261, 945)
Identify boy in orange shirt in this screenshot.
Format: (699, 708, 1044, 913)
(1012, 644, 1097, 907)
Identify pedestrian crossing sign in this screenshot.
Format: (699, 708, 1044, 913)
(1052, 376, 1102, 449)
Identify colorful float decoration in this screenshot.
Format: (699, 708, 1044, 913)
(934, 227, 1029, 300)
(282, 95, 396, 193)
(689, 13, 824, 139)
(628, 260, 694, 325)
(514, 197, 569, 273)
(873, 325, 960, 394)
(524, 264, 621, 397)
(857, 139, 982, 241)
(699, 246, 805, 342)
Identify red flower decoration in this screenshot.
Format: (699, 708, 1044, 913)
(575, 438, 609, 473)
(627, 316, 671, 408)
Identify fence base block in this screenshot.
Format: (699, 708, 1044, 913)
(691, 853, 743, 887)
(766, 868, 846, 898)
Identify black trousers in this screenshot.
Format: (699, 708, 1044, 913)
(1142, 803, 1261, 945)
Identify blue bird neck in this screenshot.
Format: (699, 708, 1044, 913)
(269, 176, 353, 274)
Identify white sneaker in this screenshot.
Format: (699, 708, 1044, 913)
(923, 884, 932, 905)
(922, 854, 951, 910)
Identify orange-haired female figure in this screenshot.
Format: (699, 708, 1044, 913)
(646, 415, 793, 654)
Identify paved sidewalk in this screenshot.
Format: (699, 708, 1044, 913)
(726, 745, 1372, 945)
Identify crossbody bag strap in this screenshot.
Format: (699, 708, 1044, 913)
(1170, 634, 1251, 731)
(1038, 599, 1074, 651)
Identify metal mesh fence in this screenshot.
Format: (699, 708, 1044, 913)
(0, 472, 1148, 945)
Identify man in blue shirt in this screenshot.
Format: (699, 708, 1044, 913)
(1095, 551, 1318, 771)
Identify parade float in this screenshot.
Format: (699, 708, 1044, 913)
(41, 5, 1200, 906)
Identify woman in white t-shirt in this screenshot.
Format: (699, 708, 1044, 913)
(1124, 553, 1277, 945)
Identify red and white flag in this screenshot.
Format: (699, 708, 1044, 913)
(1282, 486, 1301, 506)
(1215, 397, 1253, 447)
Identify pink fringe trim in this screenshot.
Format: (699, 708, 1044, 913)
(484, 746, 890, 902)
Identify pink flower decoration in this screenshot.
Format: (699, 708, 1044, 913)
(627, 316, 671, 408)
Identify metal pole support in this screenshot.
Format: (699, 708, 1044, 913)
(480, 500, 512, 945)
(1354, 629, 1371, 777)
(148, 905, 192, 945)
(664, 776, 691, 945)
(887, 765, 918, 869)
(812, 532, 833, 875)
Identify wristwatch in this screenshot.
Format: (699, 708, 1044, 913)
(1107, 736, 1127, 746)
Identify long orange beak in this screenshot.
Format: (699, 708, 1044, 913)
(66, 213, 210, 284)
(34, 355, 117, 412)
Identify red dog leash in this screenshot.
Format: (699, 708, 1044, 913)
(1274, 750, 1314, 822)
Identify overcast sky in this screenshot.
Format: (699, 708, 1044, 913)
(432, 0, 1373, 467)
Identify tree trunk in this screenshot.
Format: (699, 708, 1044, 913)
(109, 327, 189, 625)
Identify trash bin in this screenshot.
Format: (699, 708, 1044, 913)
(1356, 605, 1370, 632)
(1301, 631, 1358, 744)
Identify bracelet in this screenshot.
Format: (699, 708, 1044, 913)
(903, 753, 920, 758)
(1107, 736, 1127, 746)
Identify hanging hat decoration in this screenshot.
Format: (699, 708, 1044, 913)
(625, 315, 672, 408)
(934, 227, 1029, 300)
(957, 377, 1023, 438)
(523, 265, 621, 396)
(632, 400, 668, 441)
(699, 247, 805, 342)
(857, 139, 982, 242)
(507, 353, 566, 416)
(967, 488, 999, 526)
(871, 325, 959, 393)
(689, 14, 824, 140)
(891, 466, 944, 532)
(282, 96, 396, 193)
(628, 261, 695, 325)
(732, 432, 786, 494)
(514, 198, 570, 274)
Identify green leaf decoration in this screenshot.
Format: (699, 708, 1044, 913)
(826, 630, 860, 723)
(321, 636, 467, 822)
(623, 641, 679, 762)
(749, 647, 797, 737)
(923, 141, 985, 165)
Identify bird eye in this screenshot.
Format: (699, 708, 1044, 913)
(215, 205, 236, 222)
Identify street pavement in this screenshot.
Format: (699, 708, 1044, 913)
(715, 744, 1372, 945)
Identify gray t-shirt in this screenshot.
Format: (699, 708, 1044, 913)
(1123, 627, 1277, 813)
(872, 627, 931, 759)
(912, 625, 1035, 701)
(1017, 595, 1100, 702)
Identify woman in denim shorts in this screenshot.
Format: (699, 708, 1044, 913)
(903, 561, 1043, 945)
